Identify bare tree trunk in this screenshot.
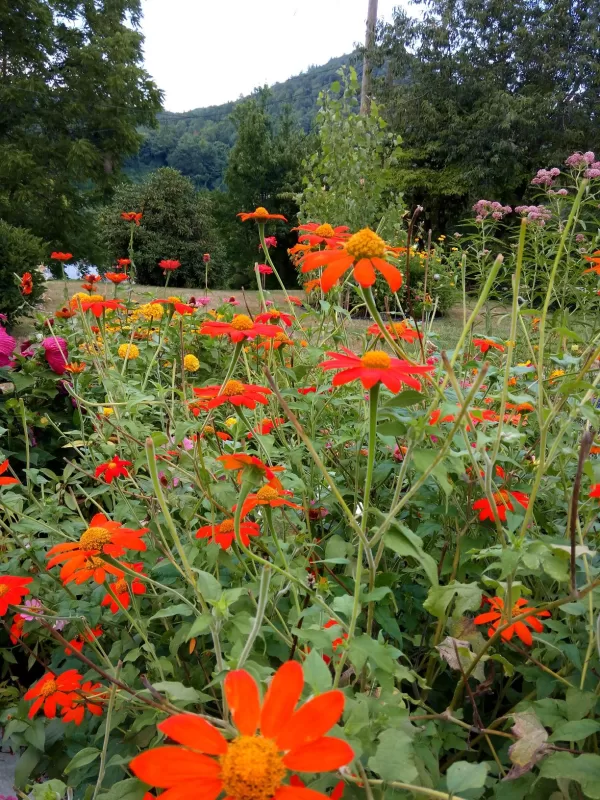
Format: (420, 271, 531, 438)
(360, 0, 378, 115)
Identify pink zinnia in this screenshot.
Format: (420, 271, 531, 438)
(257, 264, 273, 275)
(0, 327, 16, 368)
(42, 337, 69, 375)
(226, 296, 240, 306)
(196, 297, 210, 307)
(262, 236, 277, 249)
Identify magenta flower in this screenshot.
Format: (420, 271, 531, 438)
(196, 297, 211, 307)
(262, 236, 277, 249)
(21, 598, 42, 621)
(42, 336, 69, 375)
(0, 327, 16, 368)
(257, 264, 273, 275)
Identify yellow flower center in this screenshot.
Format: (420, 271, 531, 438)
(114, 579, 128, 595)
(345, 228, 386, 261)
(0, 585, 9, 598)
(274, 332, 289, 342)
(204, 425, 215, 434)
(253, 207, 269, 219)
(315, 223, 335, 237)
(256, 485, 280, 501)
(79, 527, 112, 551)
(231, 315, 254, 331)
(220, 736, 286, 800)
(360, 351, 392, 369)
(40, 679, 58, 698)
(85, 556, 106, 568)
(222, 380, 246, 397)
(107, 461, 117, 471)
(219, 519, 235, 533)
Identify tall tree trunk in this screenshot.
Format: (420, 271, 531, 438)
(360, 0, 378, 115)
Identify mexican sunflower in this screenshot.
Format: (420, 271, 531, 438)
(61, 681, 105, 725)
(322, 620, 349, 666)
(159, 259, 181, 271)
(196, 518, 260, 550)
(473, 487, 529, 522)
(192, 381, 271, 410)
(65, 626, 102, 656)
(474, 596, 550, 646)
(0, 459, 18, 486)
(472, 338, 505, 354)
(237, 206, 288, 223)
(0, 576, 32, 615)
(121, 212, 143, 225)
(218, 454, 284, 487)
(80, 298, 125, 318)
(589, 484, 600, 500)
(105, 272, 129, 284)
(200, 314, 281, 343)
(300, 228, 402, 293)
(20, 272, 33, 295)
(255, 310, 293, 327)
(367, 320, 422, 344)
(102, 563, 147, 613)
(320, 348, 433, 392)
(129, 661, 354, 800)
(50, 252, 73, 261)
(55, 306, 76, 319)
(239, 482, 301, 518)
(583, 251, 600, 274)
(116, 258, 131, 269)
(94, 456, 132, 483)
(296, 222, 350, 247)
(25, 670, 82, 719)
(65, 362, 86, 374)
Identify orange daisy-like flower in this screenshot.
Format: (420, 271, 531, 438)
(218, 454, 284, 486)
(473, 488, 529, 522)
(51, 251, 73, 261)
(196, 518, 260, 549)
(102, 563, 146, 613)
(159, 259, 181, 271)
(0, 459, 19, 487)
(9, 613, 26, 644)
(589, 484, 600, 500)
(200, 314, 281, 343)
(288, 296, 304, 307)
(61, 681, 106, 725)
(295, 223, 351, 248)
(80, 298, 125, 318)
(0, 576, 32, 615)
(192, 381, 271, 410)
(474, 596, 550, 646)
(105, 272, 129, 284)
(303, 278, 322, 293)
(129, 661, 353, 800)
(237, 206, 288, 223)
(116, 258, 131, 269)
(301, 228, 402, 293)
(65, 626, 103, 656)
(257, 331, 294, 350)
(199, 426, 233, 442)
(239, 481, 301, 518)
(248, 418, 284, 438)
(583, 250, 600, 274)
(320, 348, 433, 392)
(255, 310, 293, 327)
(65, 362, 86, 374)
(25, 670, 82, 719)
(472, 338, 505, 354)
(20, 272, 34, 295)
(55, 306, 76, 319)
(322, 619, 349, 666)
(121, 212, 143, 225)
(367, 320, 422, 344)
(94, 456, 132, 483)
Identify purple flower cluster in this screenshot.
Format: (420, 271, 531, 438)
(515, 205, 552, 225)
(531, 167, 560, 187)
(565, 151, 600, 178)
(548, 188, 568, 196)
(472, 200, 512, 222)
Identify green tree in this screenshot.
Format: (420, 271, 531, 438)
(0, 1, 162, 262)
(0, 221, 46, 325)
(98, 168, 223, 288)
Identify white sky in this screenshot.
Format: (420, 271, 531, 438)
(140, 0, 404, 112)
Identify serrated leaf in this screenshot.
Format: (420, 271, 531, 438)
(98, 777, 148, 800)
(196, 570, 222, 601)
(383, 389, 424, 408)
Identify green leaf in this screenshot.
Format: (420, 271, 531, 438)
(446, 762, 489, 794)
(412, 449, 453, 495)
(348, 634, 401, 673)
(383, 519, 439, 586)
(423, 581, 482, 619)
(14, 745, 42, 788)
(303, 648, 333, 693)
(149, 603, 193, 620)
(331, 80, 341, 93)
(152, 681, 203, 705)
(98, 778, 148, 800)
(549, 719, 600, 743)
(565, 688, 597, 721)
(196, 570, 222, 601)
(64, 747, 101, 774)
(186, 613, 213, 639)
(539, 752, 600, 799)
(24, 718, 45, 751)
(361, 586, 392, 602)
(383, 389, 424, 408)
(31, 779, 67, 800)
(368, 729, 418, 783)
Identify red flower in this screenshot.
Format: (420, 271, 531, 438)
(473, 338, 505, 354)
(255, 310, 293, 326)
(257, 264, 274, 275)
(429, 409, 456, 425)
(9, 613, 26, 644)
(80, 298, 125, 318)
(84, 274, 101, 284)
(105, 272, 129, 284)
(200, 314, 282, 343)
(129, 661, 353, 800)
(0, 459, 19, 486)
(239, 481, 301, 518)
(55, 306, 76, 319)
(217, 453, 284, 486)
(474, 596, 550, 646)
(296, 222, 351, 247)
(0, 576, 32, 615)
(101, 563, 146, 613)
(367, 320, 422, 343)
(473, 488, 529, 522)
(322, 619, 349, 665)
(583, 251, 600, 274)
(247, 417, 284, 437)
(298, 386, 317, 395)
(50, 252, 73, 261)
(61, 681, 105, 725)
(121, 212, 142, 225)
(95, 456, 132, 483)
(589, 484, 600, 499)
(65, 626, 103, 656)
(20, 272, 33, 295)
(196, 518, 260, 549)
(203, 253, 211, 263)
(320, 348, 433, 392)
(237, 206, 288, 223)
(263, 236, 277, 248)
(159, 259, 181, 271)
(301, 228, 402, 292)
(192, 381, 271, 410)
(116, 258, 131, 269)
(25, 670, 82, 718)
(173, 302, 196, 315)
(288, 296, 304, 306)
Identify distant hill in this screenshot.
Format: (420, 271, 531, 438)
(125, 53, 358, 188)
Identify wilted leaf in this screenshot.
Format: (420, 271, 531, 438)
(436, 636, 486, 682)
(506, 712, 550, 780)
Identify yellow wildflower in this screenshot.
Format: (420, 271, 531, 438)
(118, 343, 140, 360)
(102, 407, 114, 417)
(183, 354, 200, 372)
(224, 417, 238, 428)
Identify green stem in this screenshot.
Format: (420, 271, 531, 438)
(237, 565, 271, 668)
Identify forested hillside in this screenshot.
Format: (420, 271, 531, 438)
(125, 54, 356, 188)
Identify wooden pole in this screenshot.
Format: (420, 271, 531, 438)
(360, 0, 378, 115)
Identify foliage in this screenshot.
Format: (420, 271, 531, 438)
(0, 221, 46, 324)
(97, 168, 224, 287)
(0, 0, 162, 262)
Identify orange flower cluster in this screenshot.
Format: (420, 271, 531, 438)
(25, 670, 105, 724)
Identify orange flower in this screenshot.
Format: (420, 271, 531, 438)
(0, 576, 32, 615)
(218, 454, 284, 486)
(237, 206, 288, 223)
(196, 518, 260, 549)
(101, 563, 146, 613)
(247, 418, 284, 438)
(192, 381, 271, 410)
(473, 488, 529, 522)
(199, 426, 233, 442)
(429, 409, 456, 425)
(105, 272, 128, 284)
(80, 298, 125, 318)
(320, 348, 433, 392)
(65, 362, 86, 374)
(121, 212, 143, 225)
(20, 272, 33, 295)
(239, 481, 301, 518)
(200, 314, 282, 343)
(295, 222, 351, 247)
(322, 619, 349, 666)
(474, 596, 550, 646)
(25, 670, 82, 718)
(159, 259, 181, 271)
(55, 306, 76, 319)
(258, 331, 294, 350)
(50, 252, 73, 261)
(9, 613, 26, 644)
(129, 661, 353, 800)
(288, 296, 303, 306)
(304, 278, 322, 293)
(472, 338, 505, 354)
(255, 310, 293, 326)
(65, 626, 103, 656)
(583, 250, 600, 274)
(367, 320, 422, 343)
(61, 681, 105, 725)
(95, 456, 132, 483)
(300, 228, 402, 293)
(0, 459, 19, 486)
(116, 258, 131, 269)
(589, 484, 600, 499)
(81, 282, 95, 292)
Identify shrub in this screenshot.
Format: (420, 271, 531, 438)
(0, 220, 46, 324)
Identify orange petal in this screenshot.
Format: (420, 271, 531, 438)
(353, 259, 376, 287)
(158, 714, 228, 754)
(160, 781, 223, 800)
(372, 258, 403, 292)
(224, 670, 260, 735)
(514, 622, 533, 646)
(283, 737, 354, 772)
(301, 250, 348, 271)
(276, 691, 344, 751)
(275, 785, 329, 800)
(320, 257, 354, 292)
(129, 747, 221, 787)
(260, 661, 304, 738)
